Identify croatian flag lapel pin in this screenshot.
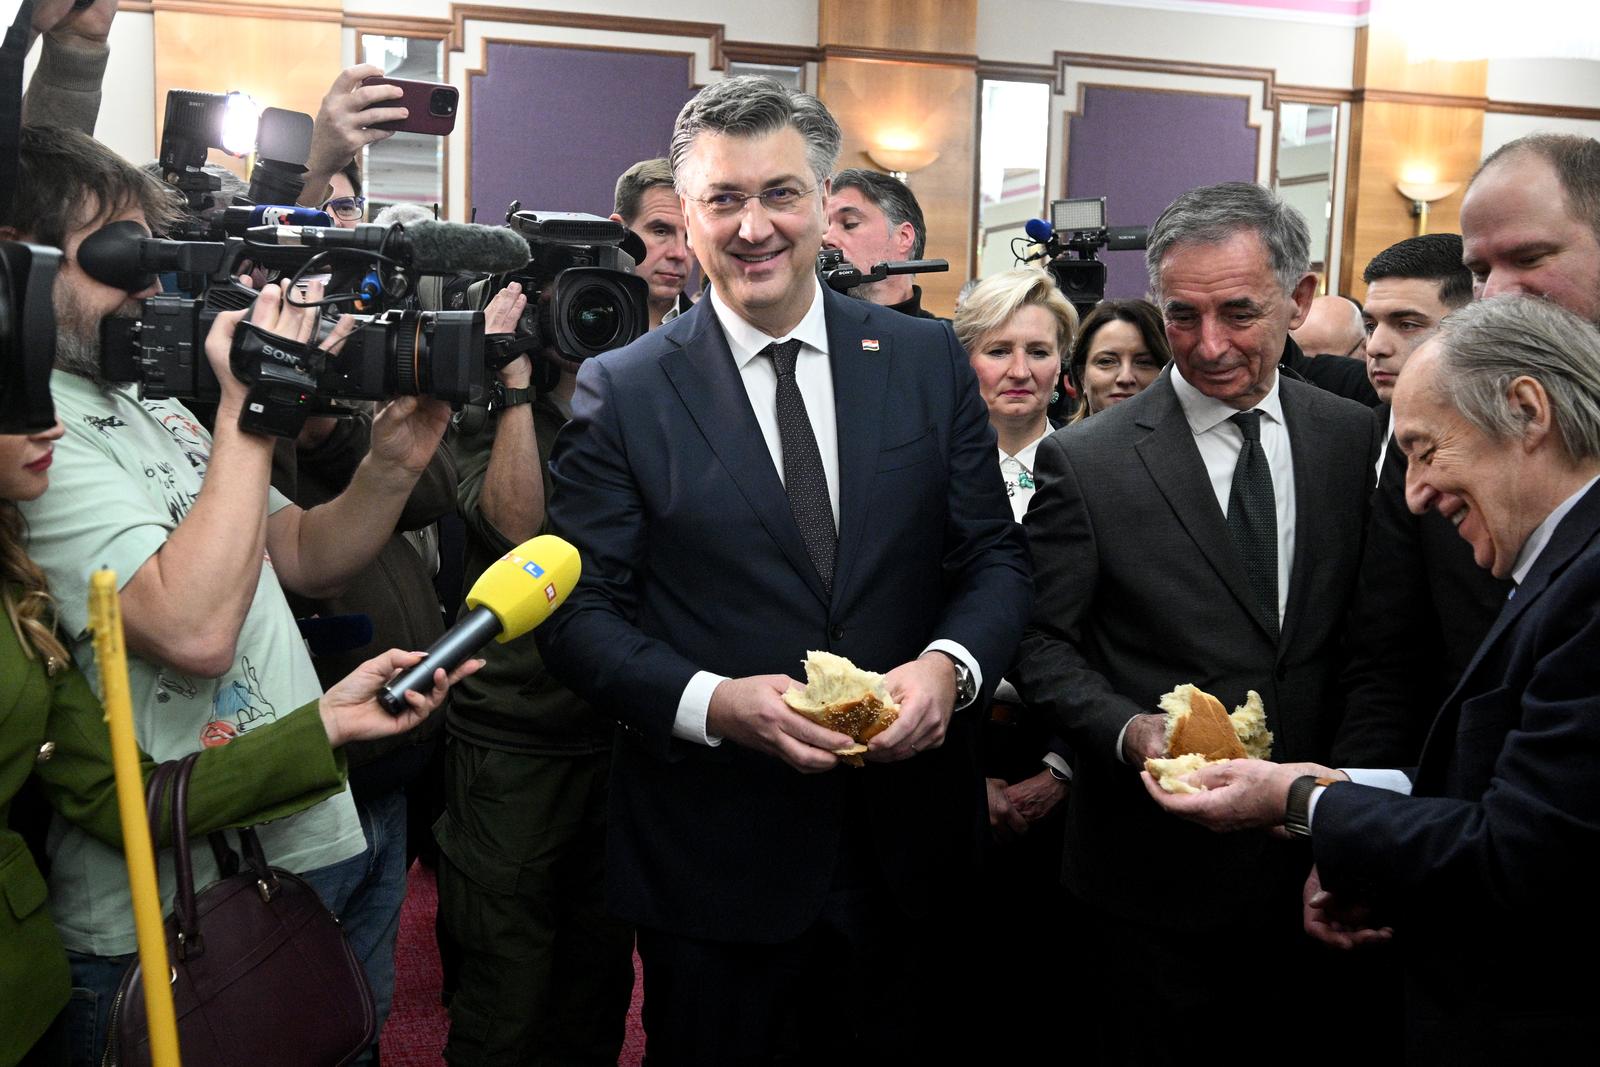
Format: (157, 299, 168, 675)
(861, 339, 880, 351)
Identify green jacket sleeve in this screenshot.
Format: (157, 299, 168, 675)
(34, 663, 349, 848)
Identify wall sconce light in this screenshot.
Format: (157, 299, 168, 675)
(1396, 171, 1460, 237)
(865, 145, 940, 183)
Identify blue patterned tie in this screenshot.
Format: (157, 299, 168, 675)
(765, 339, 836, 594)
(1227, 410, 1278, 639)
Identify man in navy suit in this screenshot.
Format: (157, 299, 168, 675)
(1147, 295, 1600, 1064)
(535, 76, 1032, 1063)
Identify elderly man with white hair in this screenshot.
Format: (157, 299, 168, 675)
(1147, 294, 1600, 1065)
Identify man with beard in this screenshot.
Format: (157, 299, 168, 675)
(824, 168, 941, 319)
(6, 125, 451, 1065)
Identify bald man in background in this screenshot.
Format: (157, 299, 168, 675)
(1293, 294, 1368, 359)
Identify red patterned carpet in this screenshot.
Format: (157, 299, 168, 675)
(380, 861, 646, 1066)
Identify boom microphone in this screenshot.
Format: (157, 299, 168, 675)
(1023, 217, 1055, 245)
(378, 535, 581, 713)
(247, 219, 531, 274)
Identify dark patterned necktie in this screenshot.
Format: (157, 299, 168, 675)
(1227, 410, 1278, 638)
(764, 339, 836, 593)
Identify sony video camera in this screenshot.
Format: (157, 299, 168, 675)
(815, 248, 950, 293)
(1025, 197, 1149, 315)
(96, 219, 528, 436)
(497, 208, 650, 364)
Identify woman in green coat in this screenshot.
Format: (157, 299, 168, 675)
(0, 418, 474, 1066)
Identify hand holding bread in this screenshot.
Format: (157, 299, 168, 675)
(707, 673, 855, 773)
(1143, 683, 1275, 793)
(782, 651, 899, 766)
(780, 650, 955, 765)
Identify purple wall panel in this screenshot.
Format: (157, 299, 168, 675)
(1065, 86, 1259, 301)
(469, 43, 697, 222)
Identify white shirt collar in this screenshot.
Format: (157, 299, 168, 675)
(1169, 363, 1286, 437)
(708, 278, 830, 368)
(1511, 474, 1600, 586)
(1000, 426, 1052, 472)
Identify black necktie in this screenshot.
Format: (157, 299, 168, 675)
(1227, 410, 1278, 638)
(764, 339, 836, 593)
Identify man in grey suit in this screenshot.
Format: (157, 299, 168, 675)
(1011, 182, 1378, 1061)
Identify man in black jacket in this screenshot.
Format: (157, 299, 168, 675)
(1334, 234, 1498, 767)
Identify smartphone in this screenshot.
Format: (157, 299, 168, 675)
(360, 76, 459, 137)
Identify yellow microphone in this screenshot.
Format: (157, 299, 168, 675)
(378, 534, 580, 712)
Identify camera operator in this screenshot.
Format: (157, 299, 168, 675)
(433, 284, 633, 1065)
(609, 157, 693, 328)
(320, 158, 367, 228)
(5, 125, 452, 1066)
(297, 64, 407, 213)
(21, 0, 118, 134)
(824, 167, 940, 319)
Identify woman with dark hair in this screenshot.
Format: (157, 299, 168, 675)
(0, 291, 473, 1067)
(1067, 298, 1170, 422)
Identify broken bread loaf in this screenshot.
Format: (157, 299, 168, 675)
(1145, 683, 1275, 792)
(782, 650, 899, 766)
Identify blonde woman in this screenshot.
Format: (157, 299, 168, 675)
(953, 268, 1079, 521)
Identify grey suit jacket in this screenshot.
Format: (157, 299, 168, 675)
(1011, 369, 1378, 931)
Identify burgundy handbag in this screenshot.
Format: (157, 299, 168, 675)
(105, 751, 376, 1066)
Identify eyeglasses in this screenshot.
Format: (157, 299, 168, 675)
(686, 185, 816, 219)
(320, 195, 366, 222)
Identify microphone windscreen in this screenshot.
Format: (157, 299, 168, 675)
(1023, 217, 1055, 244)
(465, 534, 581, 642)
(405, 219, 531, 274)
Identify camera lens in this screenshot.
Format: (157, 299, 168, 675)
(567, 285, 623, 350)
(430, 88, 458, 117)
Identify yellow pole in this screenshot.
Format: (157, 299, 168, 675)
(88, 570, 182, 1067)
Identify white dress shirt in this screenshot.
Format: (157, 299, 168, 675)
(999, 427, 1051, 523)
(671, 280, 981, 745)
(1308, 476, 1600, 826)
(1170, 364, 1297, 627)
(1376, 407, 1395, 481)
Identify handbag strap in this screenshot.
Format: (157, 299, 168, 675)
(168, 752, 204, 958)
(142, 759, 180, 861)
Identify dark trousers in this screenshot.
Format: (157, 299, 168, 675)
(1073, 894, 1403, 1066)
(436, 741, 634, 1067)
(635, 818, 976, 1067)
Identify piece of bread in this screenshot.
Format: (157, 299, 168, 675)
(1145, 753, 1214, 794)
(783, 650, 899, 766)
(1161, 684, 1248, 761)
(1229, 690, 1273, 761)
(1146, 684, 1276, 793)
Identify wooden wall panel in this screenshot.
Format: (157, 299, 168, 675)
(1342, 99, 1482, 298)
(152, 5, 343, 179)
(819, 57, 976, 317)
(1339, 24, 1487, 297)
(818, 0, 976, 57)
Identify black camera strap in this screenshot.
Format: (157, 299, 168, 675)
(484, 332, 540, 369)
(1, 2, 33, 227)
(229, 319, 319, 438)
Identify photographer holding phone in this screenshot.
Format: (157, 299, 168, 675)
(298, 64, 407, 212)
(5, 125, 452, 1066)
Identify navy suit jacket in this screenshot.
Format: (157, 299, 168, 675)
(536, 287, 1033, 942)
(1315, 481, 1600, 1062)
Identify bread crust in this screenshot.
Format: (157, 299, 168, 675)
(1166, 686, 1248, 761)
(782, 652, 901, 766)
